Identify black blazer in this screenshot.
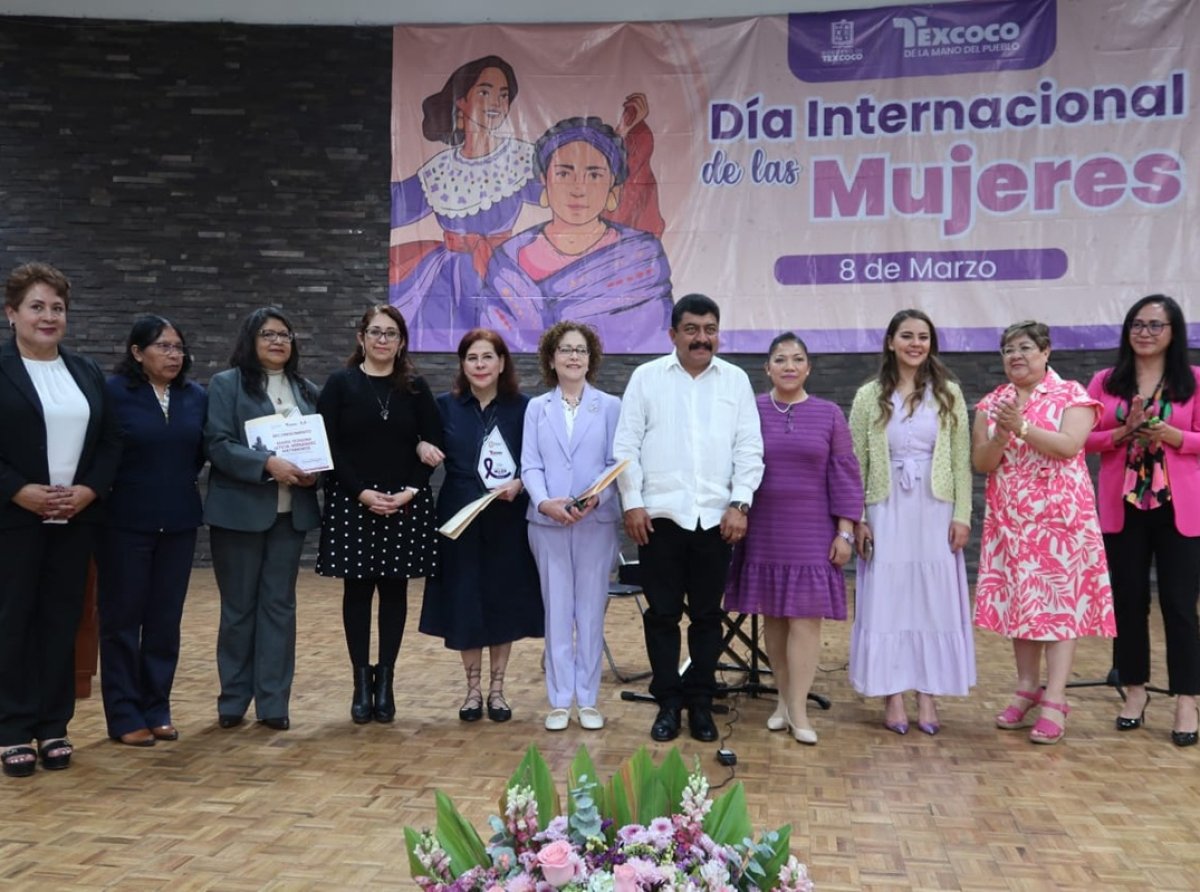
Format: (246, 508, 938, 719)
(0, 339, 122, 529)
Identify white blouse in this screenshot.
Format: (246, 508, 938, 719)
(23, 356, 89, 487)
(264, 370, 296, 513)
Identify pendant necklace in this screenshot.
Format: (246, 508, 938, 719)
(363, 366, 392, 421)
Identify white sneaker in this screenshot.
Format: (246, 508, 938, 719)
(578, 706, 605, 730)
(544, 708, 570, 731)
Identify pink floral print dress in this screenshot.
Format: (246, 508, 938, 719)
(974, 368, 1116, 640)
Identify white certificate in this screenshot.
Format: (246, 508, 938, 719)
(244, 413, 334, 473)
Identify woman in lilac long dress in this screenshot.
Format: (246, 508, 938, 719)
(848, 310, 975, 736)
(725, 333, 863, 745)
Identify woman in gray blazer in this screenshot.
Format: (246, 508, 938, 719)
(203, 307, 321, 731)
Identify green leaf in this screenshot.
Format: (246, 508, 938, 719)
(756, 824, 793, 890)
(403, 827, 431, 882)
(702, 782, 753, 846)
(568, 745, 607, 823)
(504, 745, 561, 832)
(657, 748, 689, 812)
(608, 769, 634, 829)
(435, 789, 489, 876)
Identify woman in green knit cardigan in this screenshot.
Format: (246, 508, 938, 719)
(847, 309, 976, 735)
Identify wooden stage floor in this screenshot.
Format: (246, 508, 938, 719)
(2, 570, 1198, 890)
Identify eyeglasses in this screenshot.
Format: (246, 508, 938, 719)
(1130, 320, 1170, 335)
(556, 346, 589, 357)
(149, 342, 186, 355)
(1000, 343, 1041, 358)
(258, 329, 294, 343)
(364, 327, 401, 342)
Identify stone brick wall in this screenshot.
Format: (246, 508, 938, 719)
(1, 15, 1175, 570)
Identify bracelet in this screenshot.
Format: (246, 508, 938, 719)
(836, 530, 854, 544)
(1016, 420, 1030, 440)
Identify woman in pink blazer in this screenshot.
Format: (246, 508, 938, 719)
(1086, 294, 1200, 747)
(521, 321, 622, 732)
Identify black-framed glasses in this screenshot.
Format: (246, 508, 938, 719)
(364, 327, 402, 342)
(149, 341, 186, 355)
(556, 346, 589, 357)
(1130, 320, 1170, 335)
(258, 329, 294, 343)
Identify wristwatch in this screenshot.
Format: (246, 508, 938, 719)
(730, 501, 750, 515)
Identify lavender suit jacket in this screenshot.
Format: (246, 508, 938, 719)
(521, 383, 622, 527)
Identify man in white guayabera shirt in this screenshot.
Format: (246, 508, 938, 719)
(614, 293, 763, 743)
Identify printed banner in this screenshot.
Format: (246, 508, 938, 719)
(390, 0, 1196, 353)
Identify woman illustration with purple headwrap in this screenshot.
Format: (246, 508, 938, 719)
(480, 116, 673, 353)
(390, 57, 664, 351)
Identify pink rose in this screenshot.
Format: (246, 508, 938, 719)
(613, 863, 639, 892)
(536, 839, 577, 888)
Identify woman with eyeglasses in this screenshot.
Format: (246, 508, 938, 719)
(203, 307, 321, 731)
(1085, 295, 1200, 746)
(98, 316, 206, 747)
(972, 320, 1114, 745)
(316, 306, 442, 724)
(1, 263, 120, 778)
(520, 322, 621, 731)
(724, 332, 862, 745)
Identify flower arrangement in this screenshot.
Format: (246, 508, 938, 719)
(405, 745, 813, 891)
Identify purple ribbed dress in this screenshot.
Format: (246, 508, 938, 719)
(725, 395, 864, 619)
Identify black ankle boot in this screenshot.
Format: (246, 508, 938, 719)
(351, 666, 374, 724)
(373, 664, 396, 723)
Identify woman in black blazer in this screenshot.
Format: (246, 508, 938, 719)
(0, 262, 120, 778)
(203, 307, 321, 731)
(98, 316, 207, 747)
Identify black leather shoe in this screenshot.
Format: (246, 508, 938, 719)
(1115, 693, 1148, 731)
(351, 666, 374, 724)
(218, 715, 244, 729)
(374, 664, 396, 723)
(650, 706, 681, 741)
(260, 717, 290, 731)
(688, 705, 718, 742)
(487, 692, 512, 723)
(1172, 730, 1198, 747)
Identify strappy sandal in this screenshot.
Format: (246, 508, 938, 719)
(1030, 701, 1069, 745)
(487, 668, 512, 723)
(2, 745, 37, 778)
(995, 687, 1045, 730)
(459, 664, 483, 722)
(38, 738, 73, 770)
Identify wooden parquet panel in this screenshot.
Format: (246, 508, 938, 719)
(2, 570, 1198, 890)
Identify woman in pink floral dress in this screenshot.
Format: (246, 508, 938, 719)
(972, 321, 1115, 744)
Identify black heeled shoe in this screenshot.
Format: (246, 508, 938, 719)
(38, 738, 73, 771)
(373, 664, 395, 723)
(1115, 693, 1149, 731)
(1171, 704, 1199, 747)
(351, 666, 374, 724)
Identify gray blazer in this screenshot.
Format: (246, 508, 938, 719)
(203, 367, 321, 532)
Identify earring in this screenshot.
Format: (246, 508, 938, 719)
(538, 189, 549, 208)
(605, 192, 619, 212)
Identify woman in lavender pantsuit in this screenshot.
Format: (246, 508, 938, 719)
(725, 333, 864, 745)
(521, 322, 621, 732)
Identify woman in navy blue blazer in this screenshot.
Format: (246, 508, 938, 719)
(97, 316, 206, 747)
(521, 322, 622, 731)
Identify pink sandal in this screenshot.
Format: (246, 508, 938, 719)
(995, 687, 1045, 730)
(1029, 700, 1070, 745)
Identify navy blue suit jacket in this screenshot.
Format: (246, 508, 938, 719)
(105, 375, 207, 533)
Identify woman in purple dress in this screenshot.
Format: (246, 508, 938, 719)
(848, 310, 975, 736)
(725, 333, 863, 745)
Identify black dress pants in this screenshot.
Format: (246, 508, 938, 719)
(0, 522, 94, 743)
(1105, 502, 1200, 695)
(638, 519, 732, 708)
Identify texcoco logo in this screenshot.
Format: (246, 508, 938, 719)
(892, 15, 1021, 49)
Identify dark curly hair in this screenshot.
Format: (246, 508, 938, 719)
(421, 55, 519, 147)
(536, 321, 603, 386)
